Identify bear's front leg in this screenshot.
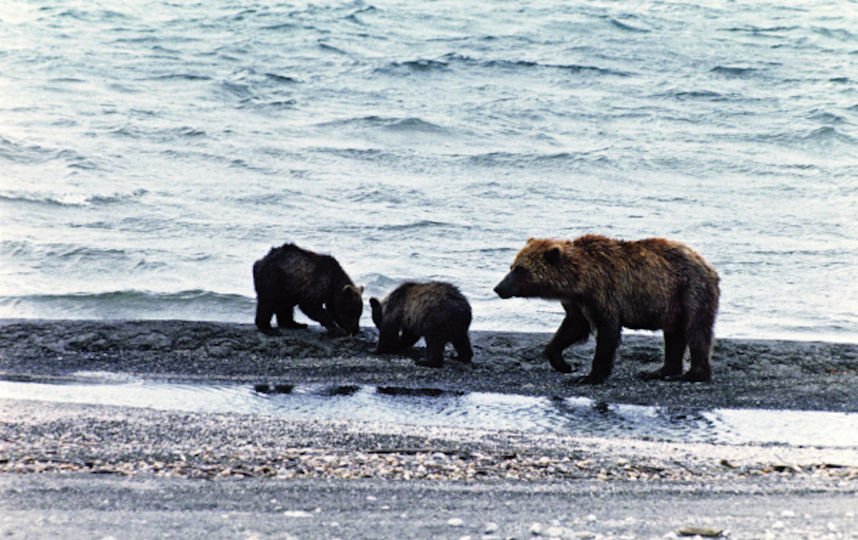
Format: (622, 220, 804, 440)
(575, 324, 620, 384)
(544, 345, 573, 373)
(545, 307, 590, 373)
(255, 300, 281, 336)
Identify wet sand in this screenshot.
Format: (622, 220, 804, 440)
(2, 319, 857, 411)
(2, 319, 857, 539)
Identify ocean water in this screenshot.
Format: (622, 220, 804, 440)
(1, 0, 857, 343)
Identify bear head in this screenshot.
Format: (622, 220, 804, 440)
(494, 238, 572, 299)
(330, 284, 364, 336)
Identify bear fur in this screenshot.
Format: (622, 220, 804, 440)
(253, 243, 363, 337)
(370, 281, 473, 368)
(494, 235, 719, 383)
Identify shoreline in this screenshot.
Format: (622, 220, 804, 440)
(2, 319, 858, 538)
(2, 318, 857, 412)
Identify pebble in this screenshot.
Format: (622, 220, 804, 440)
(448, 518, 464, 527)
(282, 510, 313, 518)
(484, 522, 499, 533)
(544, 526, 565, 537)
(4, 444, 858, 484)
(530, 522, 542, 535)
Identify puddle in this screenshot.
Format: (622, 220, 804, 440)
(2, 377, 857, 448)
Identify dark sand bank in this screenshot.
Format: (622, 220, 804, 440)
(1, 319, 857, 412)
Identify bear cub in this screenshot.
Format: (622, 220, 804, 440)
(370, 281, 472, 368)
(494, 235, 719, 384)
(253, 243, 363, 337)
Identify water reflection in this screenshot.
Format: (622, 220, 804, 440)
(1, 378, 856, 448)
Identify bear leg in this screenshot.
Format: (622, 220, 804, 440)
(674, 332, 713, 382)
(398, 329, 421, 351)
(639, 328, 686, 380)
(255, 299, 280, 336)
(416, 336, 445, 368)
(375, 330, 400, 354)
(276, 306, 308, 330)
(299, 302, 348, 337)
(452, 334, 473, 363)
(545, 307, 590, 374)
(669, 311, 715, 382)
(575, 324, 620, 384)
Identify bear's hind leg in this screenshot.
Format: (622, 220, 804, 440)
(666, 304, 715, 382)
(416, 335, 445, 368)
(452, 333, 473, 364)
(276, 305, 308, 330)
(639, 328, 686, 380)
(671, 289, 717, 382)
(675, 327, 713, 382)
(398, 329, 420, 351)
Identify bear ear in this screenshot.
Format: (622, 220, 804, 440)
(369, 297, 380, 310)
(343, 284, 364, 297)
(544, 245, 563, 265)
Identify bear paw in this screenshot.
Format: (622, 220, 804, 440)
(415, 358, 444, 368)
(281, 321, 308, 330)
(258, 327, 282, 337)
(571, 373, 607, 385)
(326, 326, 349, 338)
(667, 369, 712, 383)
(544, 348, 573, 373)
(637, 367, 684, 381)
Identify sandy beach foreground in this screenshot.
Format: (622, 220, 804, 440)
(1, 319, 857, 539)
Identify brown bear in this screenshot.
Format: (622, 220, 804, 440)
(370, 281, 473, 368)
(494, 235, 719, 384)
(252, 243, 363, 337)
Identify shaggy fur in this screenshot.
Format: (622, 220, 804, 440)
(370, 282, 472, 368)
(494, 235, 720, 383)
(253, 243, 363, 337)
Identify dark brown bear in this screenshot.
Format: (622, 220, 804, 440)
(370, 282, 473, 368)
(253, 243, 363, 337)
(494, 235, 719, 384)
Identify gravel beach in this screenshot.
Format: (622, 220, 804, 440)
(1, 319, 857, 539)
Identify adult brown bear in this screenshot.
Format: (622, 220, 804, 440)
(253, 243, 363, 337)
(494, 235, 719, 384)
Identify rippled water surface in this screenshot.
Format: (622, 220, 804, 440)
(1, 0, 856, 341)
(3, 378, 858, 447)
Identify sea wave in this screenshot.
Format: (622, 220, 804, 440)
(608, 17, 650, 33)
(0, 189, 147, 208)
(462, 150, 607, 169)
(377, 53, 628, 77)
(0, 290, 255, 321)
(315, 115, 448, 134)
(377, 220, 466, 232)
(0, 137, 86, 166)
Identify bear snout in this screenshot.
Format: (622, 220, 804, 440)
(493, 275, 515, 299)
